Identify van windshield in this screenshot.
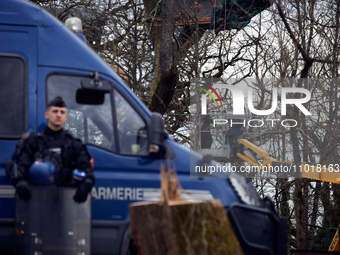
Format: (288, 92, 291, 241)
(46, 74, 148, 156)
(47, 74, 115, 150)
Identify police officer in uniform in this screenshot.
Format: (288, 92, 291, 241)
(7, 96, 95, 203)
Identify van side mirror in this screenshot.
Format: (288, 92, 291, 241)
(148, 112, 168, 156)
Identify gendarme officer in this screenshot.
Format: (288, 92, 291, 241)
(7, 96, 95, 203)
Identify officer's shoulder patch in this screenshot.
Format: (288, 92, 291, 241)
(18, 132, 36, 145)
(35, 131, 43, 137)
(15, 132, 38, 156)
(21, 132, 32, 140)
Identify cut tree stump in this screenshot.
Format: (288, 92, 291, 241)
(129, 162, 243, 255)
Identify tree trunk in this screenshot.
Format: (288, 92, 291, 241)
(129, 199, 243, 255)
(308, 181, 320, 249)
(142, 0, 178, 115)
(129, 162, 243, 255)
(143, 0, 208, 115)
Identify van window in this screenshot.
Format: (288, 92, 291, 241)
(47, 75, 115, 151)
(0, 56, 26, 137)
(47, 74, 148, 156)
(114, 90, 148, 155)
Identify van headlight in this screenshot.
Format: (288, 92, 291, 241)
(228, 172, 262, 206)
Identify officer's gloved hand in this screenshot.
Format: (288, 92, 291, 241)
(73, 179, 93, 203)
(15, 180, 31, 200)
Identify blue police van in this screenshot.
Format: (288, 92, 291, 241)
(0, 0, 286, 254)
